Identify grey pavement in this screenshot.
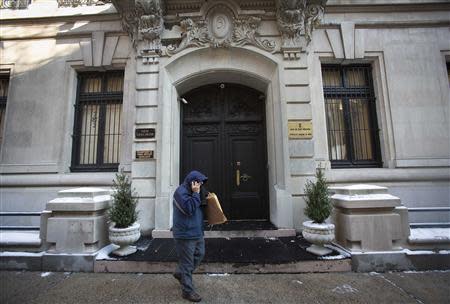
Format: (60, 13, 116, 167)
(1, 271, 449, 304)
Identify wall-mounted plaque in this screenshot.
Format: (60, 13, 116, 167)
(288, 120, 313, 139)
(136, 150, 154, 160)
(135, 128, 155, 139)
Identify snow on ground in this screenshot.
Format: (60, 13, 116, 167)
(207, 273, 230, 277)
(95, 244, 119, 260)
(0, 251, 44, 257)
(332, 284, 359, 294)
(40, 272, 52, 277)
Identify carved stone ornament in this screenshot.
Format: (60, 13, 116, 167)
(112, 0, 164, 53)
(166, 4, 276, 56)
(277, 0, 327, 60)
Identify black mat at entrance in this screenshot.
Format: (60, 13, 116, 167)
(204, 220, 277, 231)
(117, 235, 341, 264)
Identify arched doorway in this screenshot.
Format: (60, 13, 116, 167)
(180, 83, 269, 220)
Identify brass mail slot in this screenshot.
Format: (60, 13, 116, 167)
(288, 120, 313, 139)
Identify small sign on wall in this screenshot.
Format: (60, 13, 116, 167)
(135, 128, 155, 139)
(136, 150, 154, 160)
(288, 120, 313, 139)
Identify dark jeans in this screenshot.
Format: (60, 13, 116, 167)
(174, 237, 205, 294)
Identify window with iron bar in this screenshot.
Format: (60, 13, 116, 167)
(322, 65, 382, 168)
(71, 71, 124, 172)
(0, 74, 9, 148)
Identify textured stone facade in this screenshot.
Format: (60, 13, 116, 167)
(0, 0, 449, 237)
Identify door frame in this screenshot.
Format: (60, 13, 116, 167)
(155, 46, 293, 231)
(179, 83, 270, 220)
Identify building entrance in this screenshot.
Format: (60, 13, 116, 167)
(181, 83, 269, 220)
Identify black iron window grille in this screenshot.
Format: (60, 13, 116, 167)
(0, 74, 9, 148)
(71, 71, 124, 172)
(322, 65, 382, 168)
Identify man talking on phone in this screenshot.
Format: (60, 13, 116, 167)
(172, 170, 208, 302)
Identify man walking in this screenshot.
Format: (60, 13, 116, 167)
(172, 170, 208, 302)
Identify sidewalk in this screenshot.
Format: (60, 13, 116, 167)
(1, 270, 449, 303)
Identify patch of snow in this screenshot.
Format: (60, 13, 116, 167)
(207, 273, 230, 277)
(95, 244, 119, 260)
(332, 284, 358, 294)
(403, 270, 450, 274)
(325, 244, 351, 258)
(292, 280, 303, 285)
(265, 237, 277, 241)
(41, 272, 52, 278)
(319, 254, 347, 260)
(404, 249, 450, 256)
(0, 251, 44, 257)
(137, 273, 143, 276)
(369, 272, 380, 276)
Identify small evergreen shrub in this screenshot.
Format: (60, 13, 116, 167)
(304, 168, 332, 224)
(108, 170, 139, 228)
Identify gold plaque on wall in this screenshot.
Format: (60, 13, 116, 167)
(288, 120, 313, 139)
(136, 150, 154, 160)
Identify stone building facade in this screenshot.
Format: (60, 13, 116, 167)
(1, 0, 449, 237)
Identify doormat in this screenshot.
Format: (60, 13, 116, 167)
(114, 235, 343, 264)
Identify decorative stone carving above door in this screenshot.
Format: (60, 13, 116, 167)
(166, 1, 276, 56)
(111, 0, 328, 60)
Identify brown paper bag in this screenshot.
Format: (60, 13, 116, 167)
(206, 192, 227, 225)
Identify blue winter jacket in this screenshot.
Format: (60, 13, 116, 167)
(172, 171, 208, 239)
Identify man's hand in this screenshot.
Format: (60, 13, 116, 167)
(191, 181, 201, 193)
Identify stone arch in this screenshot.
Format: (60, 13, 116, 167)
(153, 46, 293, 234)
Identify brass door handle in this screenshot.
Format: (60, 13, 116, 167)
(236, 169, 240, 186)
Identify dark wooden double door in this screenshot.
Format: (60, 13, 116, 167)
(181, 83, 269, 220)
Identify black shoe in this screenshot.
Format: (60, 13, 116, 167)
(182, 291, 202, 302)
(173, 272, 182, 283)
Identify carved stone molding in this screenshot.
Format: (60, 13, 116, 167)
(57, 0, 111, 7)
(277, 0, 327, 60)
(112, 0, 164, 55)
(111, 0, 328, 60)
(166, 3, 275, 56)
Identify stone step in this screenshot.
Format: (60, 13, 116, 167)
(407, 227, 450, 250)
(0, 230, 42, 252)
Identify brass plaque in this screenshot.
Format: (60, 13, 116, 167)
(135, 128, 155, 139)
(288, 121, 313, 139)
(135, 150, 154, 160)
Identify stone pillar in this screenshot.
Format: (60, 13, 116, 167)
(330, 184, 410, 252)
(44, 188, 112, 253)
(132, 48, 159, 235)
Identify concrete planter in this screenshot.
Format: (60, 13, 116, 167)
(302, 221, 335, 256)
(109, 222, 141, 256)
